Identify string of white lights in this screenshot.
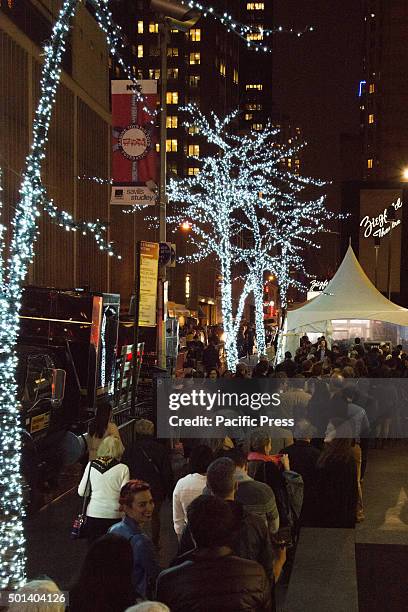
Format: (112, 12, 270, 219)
(180, 0, 314, 53)
(43, 198, 121, 258)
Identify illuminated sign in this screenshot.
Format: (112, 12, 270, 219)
(360, 196, 402, 239)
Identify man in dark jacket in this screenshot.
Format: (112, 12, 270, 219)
(177, 457, 275, 589)
(201, 340, 220, 373)
(125, 419, 173, 548)
(157, 495, 272, 611)
(280, 419, 320, 527)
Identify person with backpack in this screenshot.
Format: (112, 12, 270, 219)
(247, 430, 304, 546)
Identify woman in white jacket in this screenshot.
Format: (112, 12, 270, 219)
(78, 435, 129, 544)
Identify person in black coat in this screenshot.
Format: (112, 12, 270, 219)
(313, 420, 358, 528)
(177, 457, 275, 589)
(125, 419, 173, 548)
(156, 495, 273, 612)
(280, 420, 321, 527)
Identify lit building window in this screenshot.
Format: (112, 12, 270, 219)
(188, 167, 200, 176)
(233, 68, 239, 84)
(189, 52, 201, 65)
(167, 47, 179, 57)
(166, 139, 178, 152)
(188, 144, 200, 156)
(188, 125, 199, 135)
(219, 62, 226, 77)
(245, 113, 253, 121)
(168, 67, 179, 79)
(137, 45, 143, 58)
(367, 158, 373, 169)
(137, 21, 144, 34)
(149, 22, 159, 33)
(189, 75, 200, 88)
(149, 68, 160, 79)
(156, 143, 160, 152)
(185, 274, 191, 300)
(252, 123, 263, 131)
(247, 32, 264, 41)
(245, 103, 262, 110)
(189, 28, 201, 41)
(368, 114, 374, 124)
(369, 83, 375, 94)
(166, 116, 178, 129)
(247, 2, 264, 9)
(287, 158, 292, 168)
(166, 91, 179, 104)
(246, 83, 263, 90)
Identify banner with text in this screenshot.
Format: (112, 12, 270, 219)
(139, 241, 159, 327)
(111, 80, 158, 206)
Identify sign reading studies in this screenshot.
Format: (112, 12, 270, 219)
(138, 241, 159, 327)
(110, 80, 158, 206)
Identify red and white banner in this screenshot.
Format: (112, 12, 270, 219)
(111, 80, 158, 205)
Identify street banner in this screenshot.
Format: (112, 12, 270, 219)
(139, 241, 159, 327)
(111, 80, 158, 205)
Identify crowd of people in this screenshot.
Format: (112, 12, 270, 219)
(14, 334, 407, 611)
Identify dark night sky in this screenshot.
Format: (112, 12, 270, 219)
(272, 0, 363, 204)
(270, 1, 363, 275)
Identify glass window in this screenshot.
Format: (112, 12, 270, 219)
(368, 113, 374, 124)
(247, 32, 264, 41)
(188, 125, 199, 135)
(252, 123, 263, 131)
(149, 22, 159, 33)
(156, 143, 160, 152)
(168, 162, 178, 174)
(166, 92, 179, 104)
(219, 62, 226, 77)
(166, 116, 178, 129)
(246, 83, 263, 90)
(188, 167, 200, 176)
(189, 75, 200, 88)
(367, 158, 373, 168)
(369, 83, 375, 94)
(233, 68, 239, 84)
(137, 21, 144, 34)
(166, 139, 178, 152)
(245, 113, 253, 121)
(189, 52, 201, 65)
(189, 28, 201, 42)
(188, 144, 200, 156)
(247, 2, 264, 9)
(168, 67, 179, 79)
(137, 45, 143, 58)
(167, 47, 179, 57)
(149, 68, 160, 79)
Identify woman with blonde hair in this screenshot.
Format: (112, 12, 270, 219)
(78, 434, 129, 544)
(86, 401, 122, 461)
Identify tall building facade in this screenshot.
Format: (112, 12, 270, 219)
(240, 0, 274, 132)
(0, 0, 112, 292)
(361, 0, 408, 181)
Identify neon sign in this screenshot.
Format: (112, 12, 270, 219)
(360, 197, 402, 239)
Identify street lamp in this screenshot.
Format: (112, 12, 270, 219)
(149, 0, 200, 369)
(402, 167, 408, 181)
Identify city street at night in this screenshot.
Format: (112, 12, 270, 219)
(1, 1, 408, 611)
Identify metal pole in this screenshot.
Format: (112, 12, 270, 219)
(374, 246, 379, 288)
(131, 241, 141, 414)
(156, 20, 169, 369)
(387, 228, 393, 300)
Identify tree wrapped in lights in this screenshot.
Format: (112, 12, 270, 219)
(168, 108, 335, 365)
(0, 0, 154, 589)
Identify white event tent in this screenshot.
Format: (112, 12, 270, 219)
(285, 246, 408, 348)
